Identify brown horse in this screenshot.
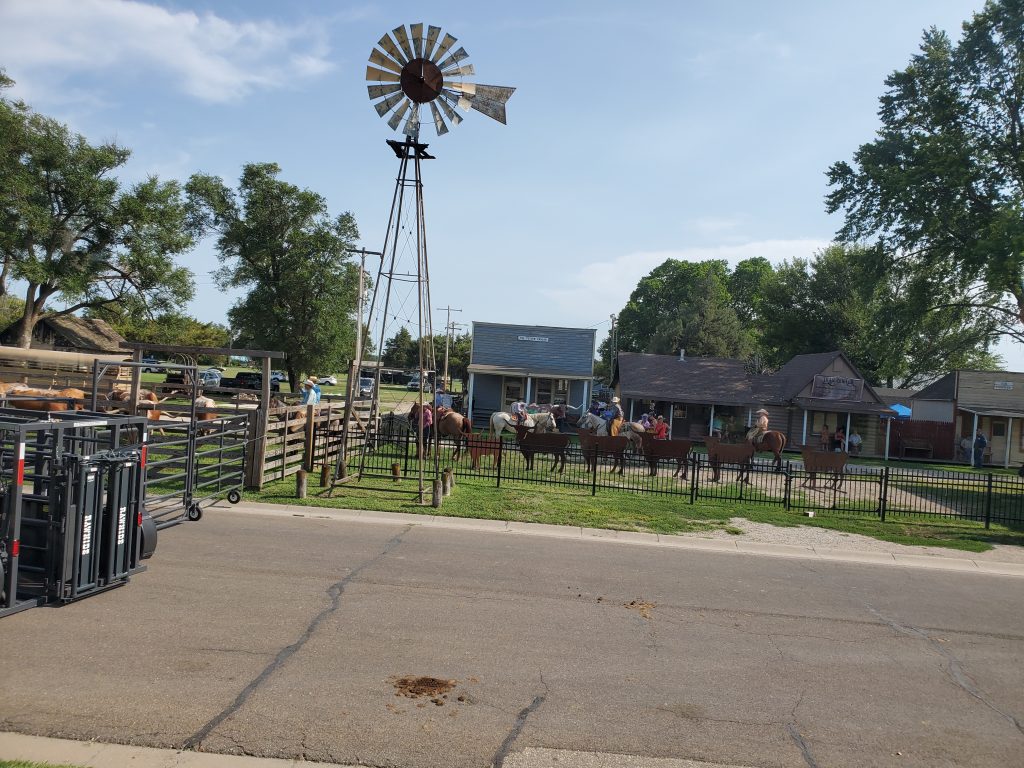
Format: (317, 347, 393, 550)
(429, 410, 472, 460)
(800, 449, 848, 491)
(577, 428, 630, 474)
(752, 430, 787, 471)
(639, 433, 693, 478)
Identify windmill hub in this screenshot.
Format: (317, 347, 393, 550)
(401, 58, 443, 103)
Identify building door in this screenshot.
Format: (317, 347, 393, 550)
(502, 377, 524, 409)
(989, 419, 1007, 463)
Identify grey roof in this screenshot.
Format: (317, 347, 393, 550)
(912, 373, 957, 401)
(873, 387, 916, 405)
(616, 352, 755, 406)
(767, 351, 842, 400)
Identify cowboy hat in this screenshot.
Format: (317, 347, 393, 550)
(755, 408, 769, 414)
(611, 396, 620, 403)
(303, 379, 314, 387)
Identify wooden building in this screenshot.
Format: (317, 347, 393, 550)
(0, 315, 126, 355)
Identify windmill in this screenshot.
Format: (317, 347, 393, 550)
(338, 23, 514, 499)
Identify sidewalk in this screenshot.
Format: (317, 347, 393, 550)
(227, 501, 1024, 578)
(0, 732, 355, 768)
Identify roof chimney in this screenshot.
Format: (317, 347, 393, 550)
(678, 348, 685, 362)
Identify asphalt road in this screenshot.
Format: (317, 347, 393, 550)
(1, 507, 1022, 768)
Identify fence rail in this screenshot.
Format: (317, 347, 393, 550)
(336, 430, 1024, 528)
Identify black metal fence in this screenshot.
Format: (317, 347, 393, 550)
(341, 430, 1024, 528)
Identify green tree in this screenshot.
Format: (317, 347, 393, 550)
(757, 244, 1000, 387)
(826, 1, 1024, 342)
(187, 163, 360, 390)
(648, 271, 751, 358)
(0, 77, 196, 347)
(382, 327, 417, 369)
(728, 257, 775, 326)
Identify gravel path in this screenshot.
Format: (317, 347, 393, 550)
(685, 517, 1024, 564)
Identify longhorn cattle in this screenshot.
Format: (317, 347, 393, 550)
(512, 425, 571, 472)
(467, 434, 502, 471)
(800, 449, 849, 490)
(3, 384, 86, 411)
(704, 437, 755, 483)
(577, 429, 630, 474)
(639, 434, 694, 478)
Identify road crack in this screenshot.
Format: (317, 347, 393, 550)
(182, 526, 412, 751)
(491, 674, 549, 767)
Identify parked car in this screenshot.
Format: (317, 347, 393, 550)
(358, 377, 374, 398)
(317, 375, 338, 386)
(270, 370, 287, 383)
(221, 372, 280, 392)
(407, 376, 433, 393)
(199, 369, 222, 386)
(141, 356, 161, 373)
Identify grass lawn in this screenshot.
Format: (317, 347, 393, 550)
(249, 472, 1024, 553)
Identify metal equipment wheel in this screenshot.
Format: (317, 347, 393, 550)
(227, 490, 241, 504)
(187, 504, 203, 521)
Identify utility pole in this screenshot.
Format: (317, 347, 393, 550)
(609, 314, 618, 380)
(435, 305, 462, 391)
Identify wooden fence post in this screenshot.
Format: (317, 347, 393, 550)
(304, 403, 315, 472)
(296, 469, 308, 498)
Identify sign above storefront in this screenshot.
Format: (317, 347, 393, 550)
(810, 374, 864, 401)
(994, 381, 1014, 390)
(517, 335, 549, 342)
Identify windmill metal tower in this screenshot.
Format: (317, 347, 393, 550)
(337, 23, 514, 500)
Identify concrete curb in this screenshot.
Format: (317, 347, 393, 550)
(0, 732, 356, 768)
(220, 501, 1024, 578)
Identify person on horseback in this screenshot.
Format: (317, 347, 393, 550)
(606, 396, 624, 436)
(746, 408, 769, 445)
(511, 400, 528, 425)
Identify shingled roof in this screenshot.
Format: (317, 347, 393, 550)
(616, 352, 755, 406)
(0, 315, 127, 353)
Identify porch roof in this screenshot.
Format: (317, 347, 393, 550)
(959, 406, 1024, 419)
(792, 397, 897, 416)
(467, 363, 590, 379)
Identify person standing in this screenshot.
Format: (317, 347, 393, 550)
(746, 409, 769, 444)
(819, 423, 831, 451)
(973, 428, 988, 469)
(833, 426, 846, 452)
(653, 415, 668, 440)
(550, 402, 567, 433)
(300, 378, 320, 405)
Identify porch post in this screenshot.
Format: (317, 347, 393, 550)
(709, 404, 716, 436)
(668, 404, 675, 437)
(747, 408, 752, 427)
(884, 418, 891, 461)
(629, 400, 634, 420)
(467, 373, 475, 425)
(972, 412, 979, 447)
(845, 412, 852, 451)
(801, 410, 808, 446)
(1005, 418, 1013, 468)
(525, 376, 532, 404)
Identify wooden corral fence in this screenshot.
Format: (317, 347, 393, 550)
(0, 345, 127, 394)
(260, 400, 376, 488)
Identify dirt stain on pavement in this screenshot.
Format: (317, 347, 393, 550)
(390, 676, 459, 708)
(626, 599, 656, 619)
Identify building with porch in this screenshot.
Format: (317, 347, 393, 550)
(0, 315, 126, 355)
(911, 370, 1024, 468)
(466, 322, 596, 428)
(614, 350, 897, 457)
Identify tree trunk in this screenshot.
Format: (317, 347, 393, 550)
(12, 289, 41, 348)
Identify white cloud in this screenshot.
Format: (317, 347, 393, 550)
(544, 239, 830, 326)
(0, 0, 334, 103)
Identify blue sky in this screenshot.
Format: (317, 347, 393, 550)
(2, 0, 1019, 371)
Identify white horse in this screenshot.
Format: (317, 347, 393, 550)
(489, 410, 557, 438)
(576, 412, 647, 452)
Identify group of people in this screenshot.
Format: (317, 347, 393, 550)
(511, 400, 571, 432)
(816, 423, 863, 454)
(300, 376, 321, 405)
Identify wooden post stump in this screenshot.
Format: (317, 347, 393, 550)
(442, 468, 453, 496)
(296, 469, 308, 499)
(431, 479, 442, 508)
(391, 462, 401, 482)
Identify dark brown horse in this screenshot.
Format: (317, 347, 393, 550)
(800, 449, 848, 490)
(752, 430, 787, 471)
(639, 433, 693, 478)
(512, 426, 571, 472)
(578, 428, 630, 474)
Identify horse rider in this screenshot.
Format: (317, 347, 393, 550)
(511, 400, 528, 425)
(606, 396, 624, 436)
(746, 408, 769, 444)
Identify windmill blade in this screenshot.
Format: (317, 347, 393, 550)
(431, 32, 457, 63)
(369, 48, 403, 74)
(378, 33, 408, 65)
(444, 82, 476, 95)
(441, 87, 473, 111)
(424, 25, 441, 61)
(366, 66, 401, 83)
(402, 103, 421, 137)
(367, 83, 402, 100)
(436, 95, 463, 127)
(436, 46, 470, 71)
(373, 91, 407, 117)
(392, 25, 416, 63)
(442, 64, 475, 77)
(387, 99, 411, 131)
(429, 102, 449, 135)
(410, 23, 424, 58)
(472, 84, 516, 105)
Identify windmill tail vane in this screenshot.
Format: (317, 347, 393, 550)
(366, 23, 514, 138)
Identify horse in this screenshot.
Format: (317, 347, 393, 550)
(489, 410, 557, 438)
(704, 437, 755, 483)
(575, 412, 646, 453)
(751, 430, 787, 472)
(800, 449, 848, 491)
(425, 410, 472, 460)
(577, 428, 630, 474)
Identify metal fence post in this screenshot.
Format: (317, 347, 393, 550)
(496, 438, 502, 489)
(689, 455, 698, 504)
(784, 461, 792, 510)
(591, 446, 598, 496)
(879, 466, 888, 522)
(985, 473, 993, 529)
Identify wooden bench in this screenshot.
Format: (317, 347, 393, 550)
(900, 438, 933, 459)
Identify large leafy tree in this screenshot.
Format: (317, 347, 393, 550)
(0, 74, 196, 347)
(757, 244, 1000, 387)
(826, 0, 1024, 342)
(382, 328, 417, 369)
(187, 163, 360, 389)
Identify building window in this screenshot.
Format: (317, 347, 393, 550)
(672, 405, 687, 419)
(992, 421, 1006, 438)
